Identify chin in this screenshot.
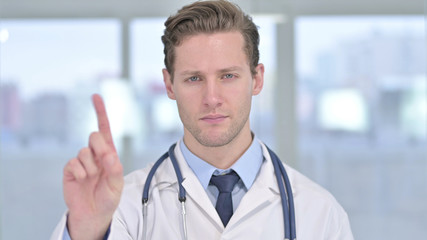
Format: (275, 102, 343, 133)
(196, 131, 236, 148)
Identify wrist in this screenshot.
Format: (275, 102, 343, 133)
(67, 212, 112, 240)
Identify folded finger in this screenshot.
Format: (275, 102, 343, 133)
(89, 132, 111, 162)
(64, 157, 87, 182)
(102, 153, 124, 193)
(78, 147, 99, 178)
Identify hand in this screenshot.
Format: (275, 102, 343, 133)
(63, 94, 124, 240)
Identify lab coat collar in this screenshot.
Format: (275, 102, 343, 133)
(226, 141, 280, 229)
(175, 139, 281, 230)
(175, 140, 225, 231)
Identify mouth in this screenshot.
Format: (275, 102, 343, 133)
(200, 114, 228, 124)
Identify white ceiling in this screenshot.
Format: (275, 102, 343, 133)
(0, 0, 424, 19)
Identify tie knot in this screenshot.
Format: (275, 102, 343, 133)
(210, 171, 240, 193)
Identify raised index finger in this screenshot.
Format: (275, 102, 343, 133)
(92, 94, 116, 153)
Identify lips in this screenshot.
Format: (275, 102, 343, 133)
(200, 114, 228, 123)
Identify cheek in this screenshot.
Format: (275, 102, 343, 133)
(230, 81, 253, 100)
(175, 90, 199, 111)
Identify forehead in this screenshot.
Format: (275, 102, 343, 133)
(173, 31, 249, 74)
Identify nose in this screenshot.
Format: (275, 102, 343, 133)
(203, 79, 223, 108)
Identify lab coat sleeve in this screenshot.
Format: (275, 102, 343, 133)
(107, 170, 149, 240)
(323, 198, 354, 240)
(50, 214, 68, 240)
(62, 225, 72, 240)
(107, 211, 134, 239)
(49, 212, 131, 240)
(329, 209, 354, 240)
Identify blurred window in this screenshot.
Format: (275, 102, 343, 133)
(295, 16, 426, 240)
(0, 19, 120, 240)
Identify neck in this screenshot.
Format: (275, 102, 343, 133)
(183, 127, 253, 169)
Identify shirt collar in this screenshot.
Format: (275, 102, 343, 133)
(180, 136, 264, 190)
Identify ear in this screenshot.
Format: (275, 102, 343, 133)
(163, 68, 176, 100)
(252, 63, 264, 96)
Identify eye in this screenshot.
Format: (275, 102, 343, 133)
(223, 74, 235, 79)
(188, 76, 200, 82)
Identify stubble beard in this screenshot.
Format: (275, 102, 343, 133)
(179, 106, 251, 148)
(189, 116, 248, 148)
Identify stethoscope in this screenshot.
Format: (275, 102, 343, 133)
(142, 143, 296, 240)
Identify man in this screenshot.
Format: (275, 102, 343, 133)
(52, 1, 354, 239)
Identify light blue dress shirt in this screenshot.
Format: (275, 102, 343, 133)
(180, 137, 264, 212)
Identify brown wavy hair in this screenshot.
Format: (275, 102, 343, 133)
(161, 0, 260, 79)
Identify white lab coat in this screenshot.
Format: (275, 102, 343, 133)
(51, 140, 354, 240)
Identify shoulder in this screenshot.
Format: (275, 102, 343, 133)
(120, 154, 177, 199)
(114, 159, 174, 219)
(286, 164, 344, 212)
(258, 141, 347, 216)
(114, 164, 156, 211)
(286, 165, 334, 201)
(123, 163, 154, 188)
(284, 165, 353, 238)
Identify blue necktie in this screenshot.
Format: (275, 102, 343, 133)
(210, 171, 240, 227)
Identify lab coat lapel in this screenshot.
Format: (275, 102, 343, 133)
(173, 142, 225, 230)
(227, 143, 280, 228)
(169, 141, 282, 231)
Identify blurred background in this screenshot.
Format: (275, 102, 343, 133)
(0, 0, 425, 239)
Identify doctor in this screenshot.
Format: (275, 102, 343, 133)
(52, 0, 353, 239)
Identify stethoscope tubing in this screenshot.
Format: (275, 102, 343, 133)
(142, 150, 168, 204)
(142, 144, 186, 202)
(142, 144, 296, 240)
(267, 147, 296, 240)
(168, 144, 187, 202)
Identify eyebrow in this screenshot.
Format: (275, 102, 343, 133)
(217, 66, 244, 74)
(179, 70, 202, 77)
(179, 66, 244, 76)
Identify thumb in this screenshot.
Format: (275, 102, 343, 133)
(103, 153, 124, 193)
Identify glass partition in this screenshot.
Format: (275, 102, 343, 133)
(0, 19, 121, 239)
(295, 16, 426, 240)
